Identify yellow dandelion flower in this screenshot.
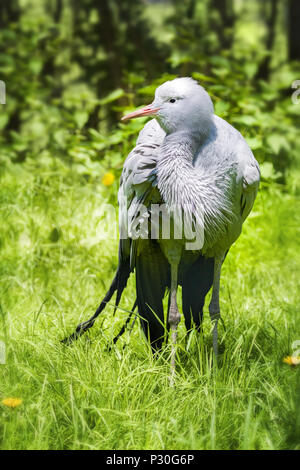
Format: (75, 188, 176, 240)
(2, 398, 22, 408)
(102, 172, 115, 186)
(283, 356, 300, 366)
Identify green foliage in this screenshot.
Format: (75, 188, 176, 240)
(0, 1, 299, 182)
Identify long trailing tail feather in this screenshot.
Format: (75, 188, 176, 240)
(113, 259, 131, 316)
(61, 259, 131, 345)
(109, 299, 138, 350)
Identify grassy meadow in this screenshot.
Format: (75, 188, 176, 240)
(0, 158, 300, 450)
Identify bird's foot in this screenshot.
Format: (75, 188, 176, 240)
(61, 319, 95, 345)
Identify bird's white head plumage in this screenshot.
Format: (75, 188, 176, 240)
(152, 77, 214, 135)
(122, 77, 214, 138)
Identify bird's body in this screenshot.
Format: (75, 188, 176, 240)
(120, 113, 258, 260)
(118, 101, 259, 362)
(65, 78, 260, 380)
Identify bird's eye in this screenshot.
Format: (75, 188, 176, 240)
(169, 98, 176, 103)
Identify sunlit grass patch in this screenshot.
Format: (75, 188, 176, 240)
(0, 162, 300, 450)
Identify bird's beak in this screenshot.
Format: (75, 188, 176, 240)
(121, 104, 160, 121)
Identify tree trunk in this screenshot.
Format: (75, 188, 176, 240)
(54, 0, 63, 23)
(0, 0, 20, 26)
(119, 1, 169, 78)
(288, 0, 300, 61)
(256, 0, 279, 80)
(210, 0, 235, 50)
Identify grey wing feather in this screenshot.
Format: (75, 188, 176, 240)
(239, 150, 260, 220)
(118, 120, 165, 268)
(214, 116, 261, 223)
(242, 159, 260, 193)
(118, 120, 169, 348)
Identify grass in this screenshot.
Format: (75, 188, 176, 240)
(0, 158, 300, 450)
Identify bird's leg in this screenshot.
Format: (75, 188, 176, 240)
(168, 262, 180, 386)
(208, 255, 223, 361)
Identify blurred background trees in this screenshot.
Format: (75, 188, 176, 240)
(0, 0, 299, 182)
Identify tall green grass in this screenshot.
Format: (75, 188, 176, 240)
(0, 160, 300, 450)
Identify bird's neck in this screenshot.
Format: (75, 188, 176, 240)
(156, 129, 234, 250)
(162, 130, 204, 159)
(156, 130, 204, 220)
(157, 131, 202, 198)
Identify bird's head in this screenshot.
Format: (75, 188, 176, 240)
(122, 77, 214, 136)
